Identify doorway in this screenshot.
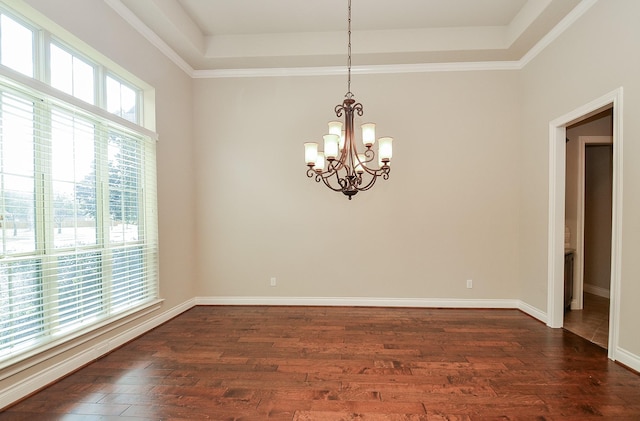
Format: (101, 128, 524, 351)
(563, 116, 613, 348)
(546, 88, 622, 362)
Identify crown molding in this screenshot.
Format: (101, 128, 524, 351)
(519, 0, 598, 67)
(107, 0, 598, 79)
(104, 0, 195, 77)
(192, 61, 522, 79)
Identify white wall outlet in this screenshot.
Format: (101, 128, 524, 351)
(466, 279, 473, 289)
(270, 277, 277, 287)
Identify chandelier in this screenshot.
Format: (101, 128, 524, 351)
(303, 0, 394, 200)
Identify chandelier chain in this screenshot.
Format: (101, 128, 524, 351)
(346, 0, 352, 99)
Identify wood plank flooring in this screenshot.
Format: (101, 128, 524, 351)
(2, 306, 640, 420)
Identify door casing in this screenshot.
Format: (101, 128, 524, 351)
(547, 87, 622, 361)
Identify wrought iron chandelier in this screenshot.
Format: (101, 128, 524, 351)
(303, 0, 394, 200)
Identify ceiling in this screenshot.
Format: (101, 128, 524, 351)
(113, 0, 585, 73)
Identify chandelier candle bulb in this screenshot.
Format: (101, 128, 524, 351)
(323, 134, 340, 160)
(304, 142, 319, 166)
(361, 123, 376, 147)
(378, 137, 393, 162)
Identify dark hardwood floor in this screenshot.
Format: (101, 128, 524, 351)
(2, 306, 640, 420)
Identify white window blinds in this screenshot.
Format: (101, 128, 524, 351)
(0, 76, 159, 367)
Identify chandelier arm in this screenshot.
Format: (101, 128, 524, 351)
(353, 103, 363, 116)
(361, 148, 375, 165)
(356, 150, 383, 177)
(321, 174, 349, 192)
(314, 159, 346, 180)
(312, 165, 349, 192)
(355, 173, 379, 192)
(358, 166, 390, 191)
(360, 163, 388, 177)
(326, 153, 348, 174)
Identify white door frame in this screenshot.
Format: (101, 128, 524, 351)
(547, 87, 623, 361)
(575, 135, 613, 310)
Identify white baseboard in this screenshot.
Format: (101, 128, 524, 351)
(517, 301, 548, 323)
(584, 284, 611, 299)
(195, 295, 524, 309)
(615, 345, 640, 373)
(197, 296, 549, 325)
(0, 298, 196, 411)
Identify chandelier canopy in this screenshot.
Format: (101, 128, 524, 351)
(303, 0, 394, 200)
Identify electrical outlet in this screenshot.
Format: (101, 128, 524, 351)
(466, 279, 473, 289)
(270, 277, 277, 287)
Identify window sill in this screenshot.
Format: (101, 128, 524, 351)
(0, 298, 164, 380)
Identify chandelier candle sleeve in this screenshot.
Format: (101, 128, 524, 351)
(328, 121, 345, 150)
(378, 137, 393, 162)
(304, 142, 319, 165)
(361, 123, 376, 147)
(323, 134, 340, 160)
(314, 152, 325, 172)
(328, 121, 343, 136)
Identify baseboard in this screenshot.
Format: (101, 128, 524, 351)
(615, 346, 640, 373)
(196, 295, 537, 311)
(584, 284, 610, 299)
(517, 301, 548, 323)
(0, 298, 196, 411)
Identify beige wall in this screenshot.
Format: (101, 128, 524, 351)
(519, 0, 640, 355)
(0, 0, 196, 396)
(193, 71, 521, 300)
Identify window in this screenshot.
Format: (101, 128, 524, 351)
(0, 6, 157, 366)
(0, 14, 34, 77)
(50, 43, 95, 104)
(106, 75, 138, 124)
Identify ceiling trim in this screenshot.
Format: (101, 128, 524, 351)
(106, 0, 599, 79)
(519, 0, 598, 67)
(104, 0, 194, 75)
(192, 61, 522, 79)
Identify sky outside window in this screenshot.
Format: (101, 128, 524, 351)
(0, 14, 34, 77)
(50, 43, 95, 104)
